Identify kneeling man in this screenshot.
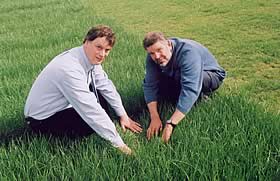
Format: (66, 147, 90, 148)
(143, 32, 226, 142)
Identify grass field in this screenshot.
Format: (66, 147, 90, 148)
(0, 0, 279, 180)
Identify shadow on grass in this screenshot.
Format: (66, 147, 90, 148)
(0, 119, 109, 152)
(0, 122, 29, 147)
(0, 94, 147, 148)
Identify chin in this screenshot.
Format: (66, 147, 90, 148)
(160, 62, 168, 67)
(94, 59, 104, 64)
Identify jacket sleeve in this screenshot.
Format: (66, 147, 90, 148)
(176, 49, 204, 113)
(143, 56, 161, 104)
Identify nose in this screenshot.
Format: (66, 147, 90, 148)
(99, 49, 105, 57)
(155, 52, 160, 59)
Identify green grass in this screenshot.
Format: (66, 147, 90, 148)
(1, 95, 279, 180)
(89, 0, 280, 113)
(0, 0, 279, 180)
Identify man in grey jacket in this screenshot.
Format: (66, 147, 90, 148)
(25, 25, 142, 154)
(143, 32, 225, 143)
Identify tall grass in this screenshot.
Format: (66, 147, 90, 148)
(0, 95, 279, 180)
(88, 0, 280, 113)
(0, 0, 279, 180)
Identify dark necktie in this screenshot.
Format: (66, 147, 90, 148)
(90, 67, 100, 103)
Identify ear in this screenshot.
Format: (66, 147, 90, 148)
(167, 40, 172, 50)
(84, 40, 89, 46)
(167, 40, 171, 46)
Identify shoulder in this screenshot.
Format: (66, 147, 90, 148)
(175, 46, 202, 68)
(145, 54, 153, 62)
(145, 54, 157, 67)
(51, 52, 85, 78)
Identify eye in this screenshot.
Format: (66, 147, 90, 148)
(96, 45, 102, 50)
(105, 49, 111, 53)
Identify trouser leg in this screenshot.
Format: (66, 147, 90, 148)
(27, 108, 94, 137)
(158, 71, 223, 103)
(27, 91, 110, 137)
(200, 71, 223, 97)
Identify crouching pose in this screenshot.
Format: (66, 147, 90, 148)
(143, 32, 226, 142)
(24, 25, 142, 154)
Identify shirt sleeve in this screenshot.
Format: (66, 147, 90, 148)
(57, 68, 125, 147)
(143, 56, 161, 104)
(93, 65, 126, 117)
(177, 49, 203, 113)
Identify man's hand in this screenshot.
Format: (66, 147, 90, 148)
(146, 116, 162, 140)
(119, 115, 142, 133)
(162, 124, 173, 143)
(117, 144, 132, 155)
(161, 109, 185, 143)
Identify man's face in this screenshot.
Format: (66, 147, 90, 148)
(83, 37, 112, 65)
(146, 40, 172, 67)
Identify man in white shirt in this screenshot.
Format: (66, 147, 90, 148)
(24, 25, 142, 155)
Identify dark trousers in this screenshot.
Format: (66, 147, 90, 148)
(159, 70, 223, 102)
(26, 89, 108, 138)
(201, 71, 223, 96)
(26, 108, 94, 137)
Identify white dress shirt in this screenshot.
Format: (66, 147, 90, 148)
(24, 46, 126, 147)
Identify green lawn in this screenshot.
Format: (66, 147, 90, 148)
(89, 0, 280, 113)
(0, 0, 279, 180)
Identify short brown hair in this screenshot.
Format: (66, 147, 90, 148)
(83, 25, 116, 47)
(143, 32, 167, 49)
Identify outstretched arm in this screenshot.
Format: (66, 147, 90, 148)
(162, 109, 185, 143)
(94, 65, 142, 134)
(162, 49, 203, 143)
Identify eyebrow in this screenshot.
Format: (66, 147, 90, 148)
(157, 47, 162, 51)
(95, 43, 112, 50)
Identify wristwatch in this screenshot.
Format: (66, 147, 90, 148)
(166, 119, 177, 128)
